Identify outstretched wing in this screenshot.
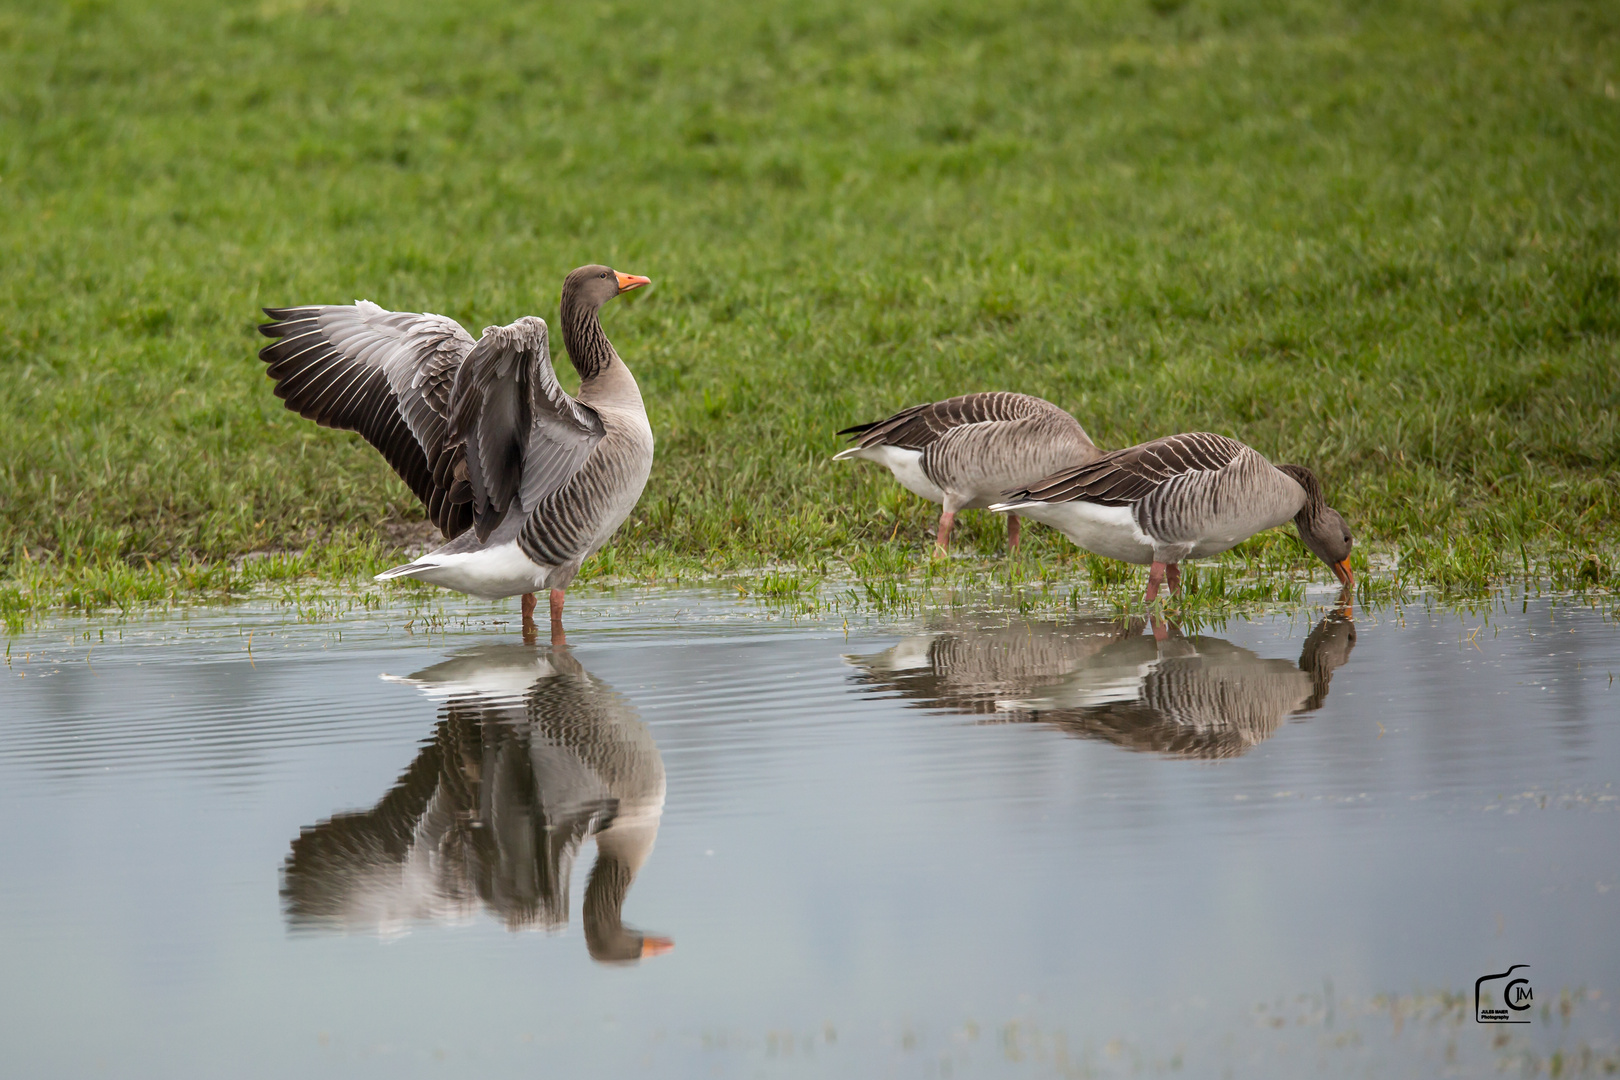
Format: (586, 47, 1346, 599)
(1007, 432, 1245, 505)
(258, 302, 478, 537)
(447, 317, 605, 542)
(837, 392, 1043, 450)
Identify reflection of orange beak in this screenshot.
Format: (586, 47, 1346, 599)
(640, 936, 675, 958)
(615, 271, 651, 293)
(1331, 558, 1354, 588)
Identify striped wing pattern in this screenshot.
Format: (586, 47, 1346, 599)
(837, 392, 1044, 450)
(1008, 432, 1245, 505)
(446, 317, 604, 541)
(258, 302, 477, 538)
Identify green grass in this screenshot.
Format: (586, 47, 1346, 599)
(2, 0, 1619, 626)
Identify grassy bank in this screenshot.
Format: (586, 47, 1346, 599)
(2, 0, 1618, 624)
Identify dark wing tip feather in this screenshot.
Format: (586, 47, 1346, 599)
(252, 302, 477, 540)
(257, 307, 322, 340)
(836, 420, 879, 437)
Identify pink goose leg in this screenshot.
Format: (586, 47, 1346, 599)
(550, 589, 568, 649)
(1166, 563, 1182, 594)
(1143, 561, 1168, 603)
(934, 510, 956, 556)
(1007, 514, 1021, 552)
(521, 593, 538, 642)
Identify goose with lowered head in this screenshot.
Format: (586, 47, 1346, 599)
(992, 432, 1354, 602)
(258, 265, 652, 645)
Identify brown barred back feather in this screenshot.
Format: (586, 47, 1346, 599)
(1006, 432, 1246, 505)
(838, 392, 1056, 450)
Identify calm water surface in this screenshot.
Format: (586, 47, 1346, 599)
(1, 588, 1616, 1078)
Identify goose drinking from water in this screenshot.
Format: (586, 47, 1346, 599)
(991, 432, 1354, 602)
(258, 265, 653, 645)
(833, 393, 1101, 553)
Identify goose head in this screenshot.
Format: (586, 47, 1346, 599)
(562, 264, 651, 312)
(1277, 464, 1355, 588)
(1300, 505, 1354, 588)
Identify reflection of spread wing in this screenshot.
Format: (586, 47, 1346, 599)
(282, 646, 666, 960)
(281, 710, 495, 929)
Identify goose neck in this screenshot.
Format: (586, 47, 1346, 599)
(560, 292, 615, 383)
(1276, 463, 1325, 524)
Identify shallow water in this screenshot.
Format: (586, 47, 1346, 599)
(1, 588, 1616, 1078)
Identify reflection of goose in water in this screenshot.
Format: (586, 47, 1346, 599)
(281, 645, 671, 962)
(848, 608, 1356, 759)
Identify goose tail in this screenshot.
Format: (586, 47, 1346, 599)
(375, 559, 436, 582)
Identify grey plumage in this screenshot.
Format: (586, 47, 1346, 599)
(518, 420, 650, 570)
(1014, 431, 1245, 507)
(257, 302, 476, 537)
(995, 431, 1355, 596)
(282, 645, 669, 962)
(839, 392, 1099, 508)
(445, 316, 605, 542)
(847, 611, 1356, 759)
(835, 392, 1100, 550)
(262, 266, 654, 623)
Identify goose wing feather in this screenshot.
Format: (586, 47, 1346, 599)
(838, 392, 1047, 449)
(448, 317, 605, 542)
(1009, 432, 1246, 505)
(258, 301, 476, 537)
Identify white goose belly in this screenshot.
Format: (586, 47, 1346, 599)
(838, 445, 947, 505)
(1013, 502, 1158, 565)
(394, 541, 553, 599)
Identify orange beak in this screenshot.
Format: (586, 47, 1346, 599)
(615, 271, 651, 293)
(1331, 558, 1354, 588)
(640, 935, 675, 958)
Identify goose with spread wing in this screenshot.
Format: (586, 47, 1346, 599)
(258, 265, 652, 645)
(833, 392, 1100, 553)
(992, 432, 1354, 602)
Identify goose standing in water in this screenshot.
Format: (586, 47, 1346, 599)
(258, 265, 653, 645)
(992, 432, 1354, 601)
(282, 644, 671, 962)
(834, 393, 1100, 553)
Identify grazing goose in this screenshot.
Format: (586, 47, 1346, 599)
(846, 608, 1355, 759)
(834, 392, 1100, 553)
(992, 432, 1353, 601)
(258, 265, 653, 645)
(283, 643, 672, 961)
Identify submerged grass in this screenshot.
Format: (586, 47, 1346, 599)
(2, 0, 1619, 626)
